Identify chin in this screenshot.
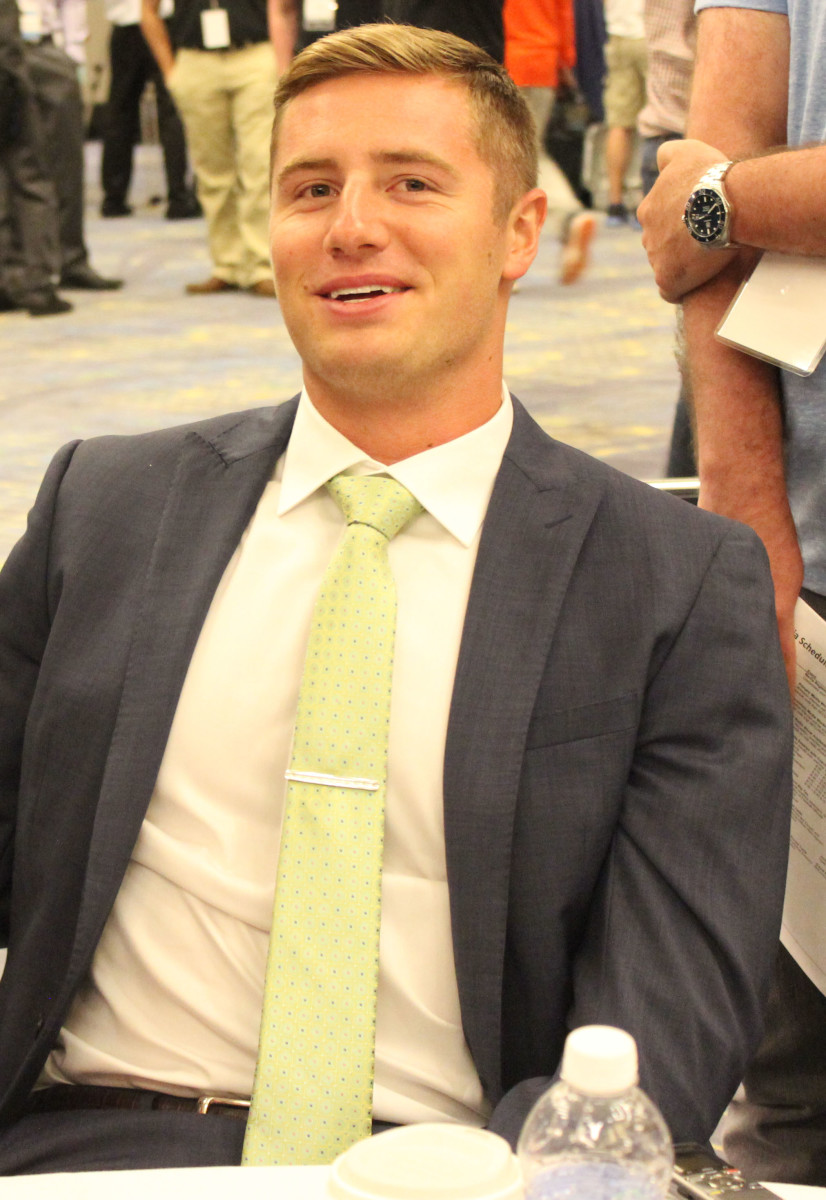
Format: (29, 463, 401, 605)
(324, 357, 407, 389)
(309, 339, 414, 380)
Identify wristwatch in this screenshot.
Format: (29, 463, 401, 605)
(683, 161, 736, 248)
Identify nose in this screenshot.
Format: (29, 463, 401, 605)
(323, 181, 390, 256)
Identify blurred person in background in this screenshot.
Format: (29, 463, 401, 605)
(636, 0, 693, 194)
(637, 0, 695, 475)
(0, 0, 119, 314)
(141, 0, 297, 296)
(602, 0, 646, 224)
(100, 0, 201, 219)
(14, 0, 123, 290)
(386, 0, 506, 62)
(504, 0, 597, 283)
(0, 0, 71, 314)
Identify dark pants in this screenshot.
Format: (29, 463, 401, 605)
(0, 1103, 400, 1174)
(22, 39, 88, 274)
(0, 66, 61, 299)
(640, 132, 680, 199)
(102, 23, 190, 207)
(641, 132, 696, 479)
(665, 392, 695, 478)
(0, 1109, 248, 1174)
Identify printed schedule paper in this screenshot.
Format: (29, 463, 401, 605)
(781, 598, 826, 995)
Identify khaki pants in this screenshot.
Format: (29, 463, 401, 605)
(603, 36, 647, 129)
(167, 43, 277, 287)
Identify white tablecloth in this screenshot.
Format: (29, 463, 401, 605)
(0, 1168, 823, 1200)
(767, 1189, 826, 1200)
(0, 1165, 330, 1200)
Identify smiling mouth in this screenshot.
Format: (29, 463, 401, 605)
(324, 285, 408, 303)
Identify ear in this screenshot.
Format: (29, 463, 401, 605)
(502, 188, 547, 282)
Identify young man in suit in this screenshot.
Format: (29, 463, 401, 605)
(0, 22, 793, 1174)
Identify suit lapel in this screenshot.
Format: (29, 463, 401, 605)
(67, 402, 299, 983)
(444, 400, 605, 1103)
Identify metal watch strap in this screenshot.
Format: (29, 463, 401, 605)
(697, 160, 735, 188)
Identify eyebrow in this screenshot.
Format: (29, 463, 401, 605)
(276, 149, 460, 189)
(377, 150, 459, 179)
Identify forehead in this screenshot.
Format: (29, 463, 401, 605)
(274, 72, 482, 168)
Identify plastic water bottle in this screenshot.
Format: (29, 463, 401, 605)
(516, 1025, 674, 1200)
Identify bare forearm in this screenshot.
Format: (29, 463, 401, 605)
(726, 147, 826, 254)
(687, 9, 789, 150)
(682, 270, 803, 689)
(683, 274, 784, 495)
(140, 0, 175, 78)
(268, 0, 297, 73)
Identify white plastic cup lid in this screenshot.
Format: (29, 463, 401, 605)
(327, 1123, 524, 1200)
(559, 1025, 638, 1096)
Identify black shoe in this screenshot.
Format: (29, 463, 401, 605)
(60, 264, 123, 290)
(0, 288, 17, 312)
(101, 198, 132, 218)
(24, 288, 73, 316)
(165, 193, 202, 220)
(606, 203, 629, 227)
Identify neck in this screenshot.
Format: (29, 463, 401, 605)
(304, 367, 504, 465)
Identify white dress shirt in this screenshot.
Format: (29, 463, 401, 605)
(43, 389, 513, 1126)
(103, 0, 172, 27)
(17, 0, 87, 64)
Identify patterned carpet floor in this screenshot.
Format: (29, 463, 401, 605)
(0, 143, 682, 560)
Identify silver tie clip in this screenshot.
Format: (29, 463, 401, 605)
(284, 769, 380, 792)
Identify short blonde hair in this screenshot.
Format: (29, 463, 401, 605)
(271, 23, 538, 221)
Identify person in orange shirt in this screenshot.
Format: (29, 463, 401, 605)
(505, 0, 597, 282)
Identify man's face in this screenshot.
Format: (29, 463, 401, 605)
(270, 73, 539, 407)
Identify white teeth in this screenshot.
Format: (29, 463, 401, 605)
(328, 285, 404, 300)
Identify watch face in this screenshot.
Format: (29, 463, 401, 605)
(685, 187, 728, 244)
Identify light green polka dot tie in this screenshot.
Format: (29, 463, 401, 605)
(242, 474, 423, 1166)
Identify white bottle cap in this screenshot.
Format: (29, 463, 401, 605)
(559, 1025, 639, 1097)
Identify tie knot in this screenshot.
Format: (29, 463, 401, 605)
(326, 474, 423, 541)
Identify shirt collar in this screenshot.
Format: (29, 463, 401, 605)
(277, 386, 513, 547)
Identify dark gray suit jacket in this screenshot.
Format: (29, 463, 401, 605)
(0, 398, 793, 1146)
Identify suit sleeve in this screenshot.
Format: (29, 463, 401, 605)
(0, 442, 81, 943)
(489, 522, 793, 1146)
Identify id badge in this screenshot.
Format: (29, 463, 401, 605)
(303, 0, 336, 30)
(201, 8, 231, 48)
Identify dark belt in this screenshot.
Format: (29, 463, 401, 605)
(24, 1084, 250, 1119)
